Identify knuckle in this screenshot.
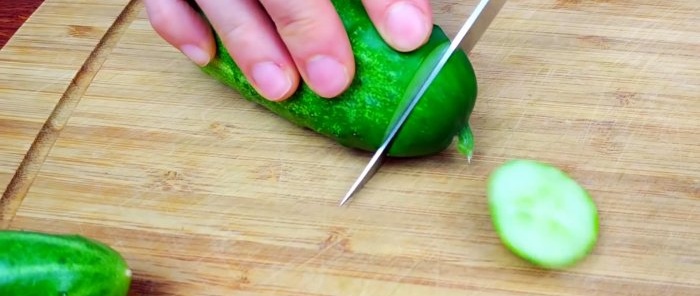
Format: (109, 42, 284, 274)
(147, 9, 170, 31)
(221, 22, 263, 52)
(274, 11, 325, 39)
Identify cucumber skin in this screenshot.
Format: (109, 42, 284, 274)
(199, 0, 478, 158)
(0, 230, 132, 296)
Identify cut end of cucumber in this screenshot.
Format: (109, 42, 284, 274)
(487, 159, 599, 269)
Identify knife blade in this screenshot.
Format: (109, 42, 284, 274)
(339, 0, 507, 206)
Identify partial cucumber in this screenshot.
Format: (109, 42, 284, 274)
(197, 0, 478, 158)
(487, 159, 599, 269)
(0, 230, 132, 296)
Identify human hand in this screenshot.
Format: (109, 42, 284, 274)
(144, 0, 433, 101)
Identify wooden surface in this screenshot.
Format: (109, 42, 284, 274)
(1, 0, 699, 295)
(0, 0, 133, 218)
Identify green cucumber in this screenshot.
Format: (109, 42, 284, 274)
(0, 230, 132, 296)
(487, 159, 599, 269)
(198, 0, 478, 158)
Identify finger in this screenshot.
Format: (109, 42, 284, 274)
(195, 0, 299, 101)
(259, 0, 355, 98)
(144, 0, 214, 66)
(361, 0, 433, 52)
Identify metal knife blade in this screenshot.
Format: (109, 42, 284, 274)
(339, 0, 507, 206)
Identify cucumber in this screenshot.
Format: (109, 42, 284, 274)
(487, 159, 599, 269)
(0, 230, 132, 296)
(196, 0, 479, 159)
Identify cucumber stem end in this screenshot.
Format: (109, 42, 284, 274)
(457, 123, 474, 162)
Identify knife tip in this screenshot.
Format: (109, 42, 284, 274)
(338, 192, 353, 207)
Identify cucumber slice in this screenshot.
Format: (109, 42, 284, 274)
(487, 159, 599, 269)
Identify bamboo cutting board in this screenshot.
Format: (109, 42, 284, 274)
(1, 0, 699, 295)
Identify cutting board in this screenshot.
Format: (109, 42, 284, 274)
(1, 0, 699, 295)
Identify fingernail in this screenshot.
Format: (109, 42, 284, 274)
(180, 44, 210, 66)
(384, 2, 430, 51)
(305, 55, 350, 98)
(251, 62, 292, 101)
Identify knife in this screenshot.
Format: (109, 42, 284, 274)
(339, 0, 507, 206)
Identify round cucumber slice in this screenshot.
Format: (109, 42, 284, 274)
(487, 159, 599, 269)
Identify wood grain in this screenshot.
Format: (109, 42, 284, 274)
(0, 0, 44, 49)
(0, 0, 141, 227)
(0, 0, 135, 223)
(3, 0, 700, 295)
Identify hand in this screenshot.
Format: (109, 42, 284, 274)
(144, 0, 433, 101)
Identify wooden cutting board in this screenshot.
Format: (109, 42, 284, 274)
(1, 0, 699, 295)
